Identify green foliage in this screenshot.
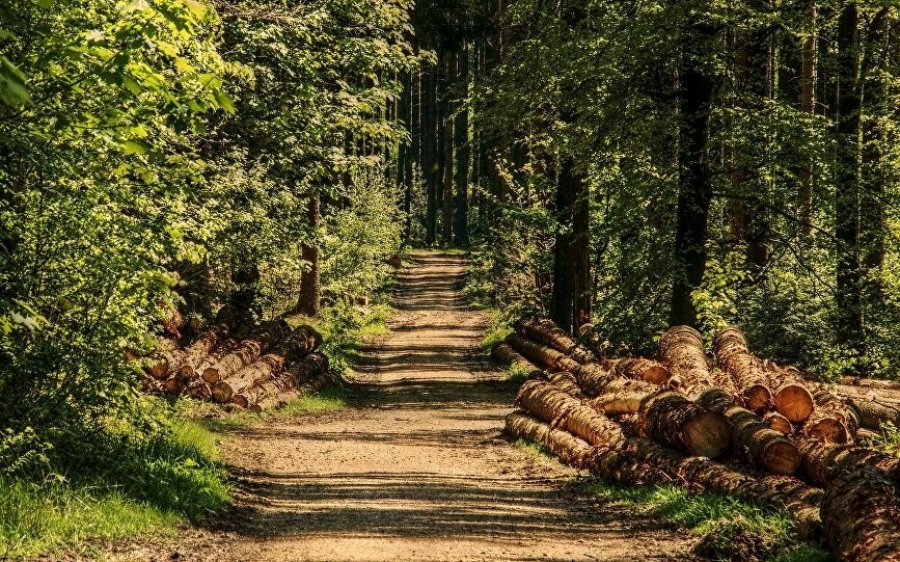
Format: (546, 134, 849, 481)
(0, 402, 228, 559)
(586, 481, 831, 562)
(314, 301, 393, 376)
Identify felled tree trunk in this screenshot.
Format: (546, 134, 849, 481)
(846, 397, 900, 430)
(146, 326, 225, 380)
(610, 358, 672, 385)
(639, 391, 731, 459)
(839, 375, 900, 392)
(213, 354, 285, 404)
(547, 372, 584, 398)
(504, 333, 568, 371)
(796, 436, 900, 487)
(515, 380, 627, 449)
(820, 464, 900, 562)
(713, 327, 774, 411)
(761, 363, 815, 423)
(802, 410, 851, 445)
(696, 388, 800, 475)
(589, 378, 660, 416)
(659, 326, 735, 397)
(201, 320, 291, 384)
(491, 343, 543, 377)
(517, 318, 597, 363)
(505, 412, 821, 538)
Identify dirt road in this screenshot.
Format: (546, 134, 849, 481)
(200, 251, 693, 562)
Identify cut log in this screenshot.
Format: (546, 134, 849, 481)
(713, 327, 774, 411)
(491, 343, 543, 377)
(796, 436, 900, 487)
(516, 318, 578, 354)
(505, 412, 821, 538)
(201, 320, 291, 384)
(547, 372, 584, 398)
(820, 465, 900, 562)
(761, 363, 815, 423)
(589, 378, 659, 416)
(239, 353, 330, 409)
(185, 380, 212, 401)
(212, 354, 284, 404)
(847, 397, 900, 430)
(163, 372, 191, 396)
(505, 333, 568, 371)
(658, 326, 737, 398)
(696, 388, 800, 475)
(610, 358, 672, 385)
(801, 410, 851, 445)
(764, 412, 793, 435)
(839, 375, 900, 392)
(639, 391, 731, 459)
(515, 380, 628, 449)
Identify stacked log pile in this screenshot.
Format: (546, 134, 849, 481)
(497, 318, 900, 562)
(142, 315, 331, 411)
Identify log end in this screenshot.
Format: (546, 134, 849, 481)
(763, 412, 793, 435)
(741, 385, 773, 412)
(211, 381, 233, 404)
(774, 384, 815, 422)
(762, 440, 801, 475)
(231, 394, 250, 409)
(201, 366, 220, 385)
(642, 365, 672, 385)
(804, 418, 851, 445)
(682, 411, 732, 459)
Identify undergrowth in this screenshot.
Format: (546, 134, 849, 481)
(586, 481, 831, 562)
(0, 402, 229, 560)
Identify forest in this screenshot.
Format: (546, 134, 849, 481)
(3, 0, 900, 561)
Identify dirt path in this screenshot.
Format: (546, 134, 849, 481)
(201, 251, 697, 561)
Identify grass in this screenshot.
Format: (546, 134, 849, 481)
(513, 437, 831, 562)
(584, 481, 832, 562)
(480, 310, 513, 351)
(504, 363, 532, 383)
(191, 386, 349, 432)
(0, 410, 230, 560)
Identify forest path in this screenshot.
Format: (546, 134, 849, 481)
(215, 251, 696, 562)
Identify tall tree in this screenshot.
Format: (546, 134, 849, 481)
(670, 10, 716, 327)
(453, 42, 471, 247)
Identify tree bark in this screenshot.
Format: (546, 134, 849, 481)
(799, 2, 818, 236)
(713, 327, 774, 411)
(834, 1, 864, 352)
(297, 193, 321, 317)
(670, 18, 715, 327)
(453, 42, 470, 247)
(551, 157, 588, 333)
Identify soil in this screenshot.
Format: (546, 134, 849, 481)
(93, 251, 698, 562)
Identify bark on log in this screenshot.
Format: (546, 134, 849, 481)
(696, 388, 800, 475)
(146, 326, 224, 380)
(212, 354, 285, 404)
(796, 436, 900, 487)
(847, 397, 900, 430)
(659, 326, 736, 398)
(764, 412, 794, 435)
(713, 327, 774, 411)
(505, 333, 568, 371)
(547, 372, 584, 398)
(201, 320, 291, 384)
(589, 378, 660, 416)
(839, 375, 900, 392)
(639, 391, 731, 459)
(240, 353, 331, 410)
(491, 343, 543, 377)
(517, 318, 579, 356)
(515, 380, 628, 449)
(506, 411, 821, 537)
(610, 358, 672, 385)
(820, 465, 900, 562)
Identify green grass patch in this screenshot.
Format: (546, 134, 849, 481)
(0, 405, 230, 560)
(504, 363, 532, 383)
(513, 438, 553, 459)
(585, 481, 832, 562)
(480, 311, 513, 350)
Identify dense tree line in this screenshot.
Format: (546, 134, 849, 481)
(396, 0, 900, 379)
(0, 0, 415, 456)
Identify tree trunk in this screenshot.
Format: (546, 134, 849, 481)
(453, 43, 470, 247)
(490, 342, 543, 377)
(297, 194, 321, 317)
(670, 19, 715, 327)
(424, 58, 438, 245)
(639, 390, 731, 459)
(551, 157, 586, 334)
(834, 2, 864, 352)
(799, 2, 817, 236)
(440, 52, 454, 245)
